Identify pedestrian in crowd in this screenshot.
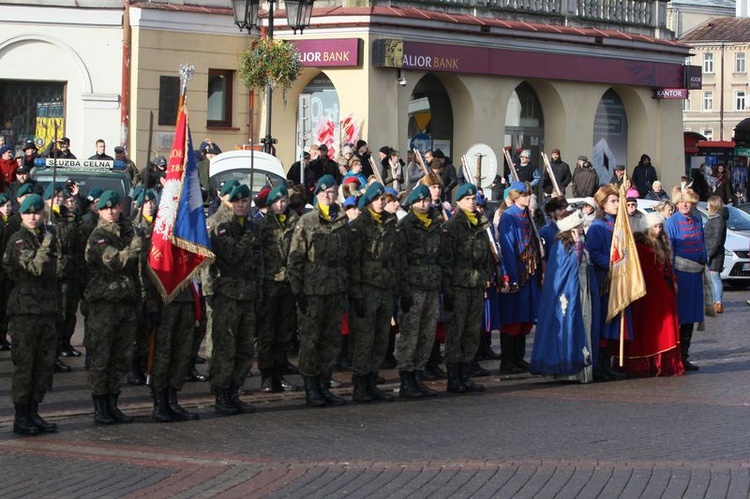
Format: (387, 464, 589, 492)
(572, 160, 598, 198)
(309, 144, 340, 184)
(664, 186, 705, 372)
(384, 149, 404, 191)
(625, 196, 643, 231)
(531, 210, 595, 383)
(655, 199, 675, 219)
(0, 192, 12, 351)
(498, 181, 542, 374)
(43, 137, 76, 160)
(645, 180, 670, 201)
(348, 182, 397, 403)
(394, 184, 442, 398)
(538, 195, 568, 263)
(610, 164, 626, 188)
(19, 140, 39, 170)
(115, 146, 141, 186)
(256, 185, 300, 394)
(8, 165, 42, 212)
(253, 186, 271, 220)
(287, 151, 314, 201)
(288, 174, 349, 407)
(631, 154, 657, 198)
(624, 177, 639, 199)
(84, 190, 143, 424)
(0, 144, 16, 189)
(542, 148, 572, 196)
(712, 163, 732, 204)
(433, 149, 459, 202)
(514, 150, 540, 189)
(88, 139, 114, 161)
(3, 194, 59, 435)
(691, 165, 710, 201)
(580, 197, 596, 232)
(704, 195, 728, 315)
(623, 212, 684, 378)
(343, 157, 368, 189)
(404, 150, 423, 194)
(197, 143, 219, 196)
(440, 183, 490, 393)
(208, 184, 261, 415)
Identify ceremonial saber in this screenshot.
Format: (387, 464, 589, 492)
(541, 152, 562, 197)
(502, 148, 544, 260)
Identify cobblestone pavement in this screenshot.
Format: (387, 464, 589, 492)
(0, 290, 749, 498)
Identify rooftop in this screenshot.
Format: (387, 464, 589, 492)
(680, 16, 750, 43)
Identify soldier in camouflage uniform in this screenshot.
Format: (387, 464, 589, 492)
(256, 185, 300, 393)
(395, 184, 442, 398)
(348, 182, 396, 403)
(439, 183, 491, 394)
(3, 194, 59, 435)
(208, 183, 261, 415)
(288, 174, 349, 408)
(77, 187, 103, 370)
(85, 190, 143, 424)
(0, 192, 13, 351)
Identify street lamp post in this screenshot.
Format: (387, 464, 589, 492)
(231, 0, 314, 154)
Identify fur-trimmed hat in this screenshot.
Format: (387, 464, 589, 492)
(644, 212, 665, 230)
(671, 186, 699, 204)
(419, 172, 442, 187)
(557, 210, 584, 232)
(594, 184, 619, 210)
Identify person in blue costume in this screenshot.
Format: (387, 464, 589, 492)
(531, 210, 596, 383)
(584, 184, 629, 380)
(664, 186, 706, 372)
(498, 181, 542, 374)
(538, 196, 569, 264)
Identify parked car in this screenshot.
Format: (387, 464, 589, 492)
(208, 149, 286, 201)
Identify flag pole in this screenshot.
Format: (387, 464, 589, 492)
(619, 311, 625, 367)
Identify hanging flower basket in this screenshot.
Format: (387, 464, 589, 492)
(238, 37, 302, 94)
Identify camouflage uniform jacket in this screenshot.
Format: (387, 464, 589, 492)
(439, 209, 491, 290)
(396, 208, 443, 295)
(2, 226, 57, 316)
(132, 216, 159, 313)
(288, 208, 350, 297)
(202, 203, 232, 297)
(209, 215, 262, 301)
(349, 209, 397, 299)
(257, 209, 299, 283)
(84, 217, 142, 303)
(46, 206, 81, 281)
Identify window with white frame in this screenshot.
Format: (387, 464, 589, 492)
(704, 52, 714, 73)
(703, 129, 713, 141)
(703, 90, 713, 110)
(683, 97, 691, 111)
(735, 90, 746, 111)
(736, 52, 746, 73)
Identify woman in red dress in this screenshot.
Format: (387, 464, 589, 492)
(624, 212, 684, 377)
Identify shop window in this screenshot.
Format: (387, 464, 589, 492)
(159, 76, 180, 126)
(735, 90, 746, 111)
(703, 91, 713, 111)
(207, 69, 233, 128)
(703, 53, 714, 74)
(0, 80, 65, 151)
(736, 52, 746, 73)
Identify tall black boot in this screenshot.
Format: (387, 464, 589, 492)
(93, 395, 114, 425)
(599, 353, 627, 380)
(229, 382, 256, 413)
(318, 375, 346, 405)
(303, 376, 326, 408)
(680, 323, 700, 371)
(167, 387, 199, 421)
(14, 404, 40, 435)
(460, 363, 485, 392)
(399, 371, 423, 399)
(352, 374, 373, 402)
(477, 330, 501, 360)
(499, 333, 523, 374)
(445, 363, 466, 393)
(214, 387, 240, 415)
(365, 372, 394, 401)
(260, 368, 279, 393)
(107, 393, 134, 423)
(414, 371, 439, 397)
(29, 401, 58, 433)
(152, 388, 172, 423)
(513, 335, 530, 370)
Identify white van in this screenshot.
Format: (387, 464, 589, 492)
(208, 149, 286, 196)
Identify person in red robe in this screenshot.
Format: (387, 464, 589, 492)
(624, 212, 684, 377)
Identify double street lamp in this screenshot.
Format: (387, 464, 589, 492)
(232, 0, 314, 153)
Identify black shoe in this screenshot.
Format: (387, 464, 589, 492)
(127, 370, 146, 385)
(445, 363, 466, 394)
(399, 371, 423, 399)
(460, 363, 485, 392)
(420, 365, 439, 381)
(260, 369, 279, 393)
(61, 345, 82, 357)
(166, 387, 199, 421)
(303, 376, 326, 408)
(499, 361, 524, 374)
(53, 357, 71, 373)
(600, 355, 627, 380)
(328, 378, 343, 389)
(184, 366, 208, 382)
(215, 388, 240, 415)
(352, 375, 373, 403)
(476, 345, 501, 361)
(279, 375, 301, 392)
(380, 354, 398, 370)
(93, 395, 115, 425)
(469, 360, 491, 377)
(366, 372, 394, 401)
(683, 359, 700, 371)
(229, 383, 256, 413)
(414, 371, 439, 397)
(152, 389, 172, 423)
(514, 359, 530, 371)
(318, 377, 346, 405)
(29, 401, 58, 433)
(280, 360, 299, 375)
(107, 393, 134, 423)
(14, 404, 40, 435)
(423, 363, 447, 380)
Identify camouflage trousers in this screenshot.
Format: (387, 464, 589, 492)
(298, 294, 344, 378)
(209, 293, 255, 391)
(444, 287, 484, 364)
(151, 301, 196, 392)
(257, 281, 296, 370)
(9, 314, 56, 406)
(396, 290, 439, 371)
(204, 300, 214, 362)
(86, 301, 137, 396)
(0, 279, 11, 336)
(57, 279, 81, 352)
(349, 285, 392, 376)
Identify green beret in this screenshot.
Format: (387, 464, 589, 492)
(359, 182, 385, 210)
(0, 192, 10, 206)
(228, 184, 250, 202)
(131, 185, 143, 200)
(135, 189, 156, 208)
(267, 185, 288, 205)
(220, 179, 240, 197)
(314, 174, 336, 195)
(87, 187, 104, 201)
(408, 184, 430, 205)
(16, 183, 34, 198)
(454, 183, 478, 202)
(96, 190, 121, 209)
(43, 182, 64, 201)
(19, 194, 44, 214)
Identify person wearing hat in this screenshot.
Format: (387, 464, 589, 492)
(76, 186, 104, 370)
(197, 144, 219, 195)
(88, 139, 114, 161)
(497, 181, 543, 375)
(530, 210, 595, 383)
(42, 137, 76, 160)
(622, 211, 683, 378)
(343, 158, 368, 191)
(542, 148, 572, 196)
(438, 182, 491, 393)
(20, 140, 39, 169)
(580, 196, 597, 232)
(0, 144, 16, 188)
(571, 159, 599, 198)
(632, 154, 658, 199)
(84, 189, 144, 424)
(538, 195, 569, 263)
(393, 184, 443, 398)
(288, 174, 350, 407)
(256, 185, 301, 394)
(139, 155, 168, 196)
(346, 182, 397, 403)
(253, 186, 272, 220)
(515, 150, 540, 189)
(114, 146, 141, 186)
(309, 144, 340, 184)
(625, 196, 643, 231)
(664, 186, 705, 372)
(206, 183, 262, 415)
(2, 194, 59, 435)
(609, 164, 627, 188)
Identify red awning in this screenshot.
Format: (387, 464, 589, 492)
(696, 140, 735, 149)
(684, 132, 706, 154)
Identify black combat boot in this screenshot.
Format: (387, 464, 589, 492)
(398, 371, 423, 399)
(93, 395, 115, 425)
(414, 371, 439, 397)
(14, 404, 41, 435)
(107, 393, 134, 423)
(260, 368, 279, 393)
(303, 376, 326, 408)
(365, 372, 394, 401)
(185, 366, 209, 382)
(499, 333, 523, 374)
(469, 357, 491, 377)
(680, 324, 700, 371)
(214, 388, 240, 415)
(513, 336, 530, 371)
(278, 369, 301, 392)
(166, 387, 199, 421)
(460, 363, 485, 392)
(352, 374, 373, 402)
(445, 363, 466, 394)
(151, 388, 172, 423)
(318, 375, 346, 405)
(29, 401, 58, 433)
(127, 356, 146, 385)
(53, 357, 71, 373)
(229, 382, 256, 413)
(280, 359, 300, 375)
(477, 330, 501, 360)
